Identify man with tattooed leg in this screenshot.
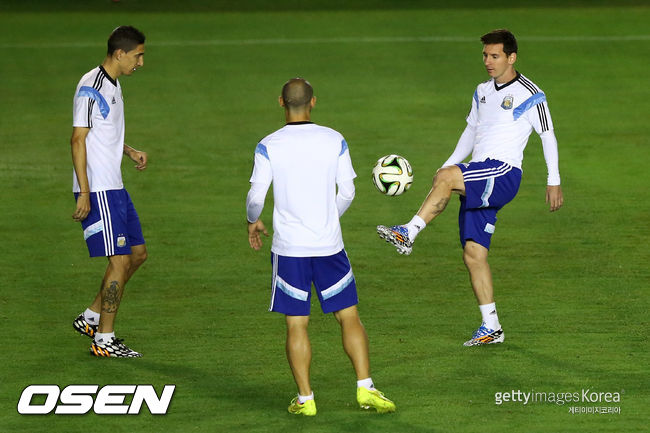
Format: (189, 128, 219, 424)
(70, 26, 148, 358)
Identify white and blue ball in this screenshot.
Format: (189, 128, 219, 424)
(371, 154, 413, 196)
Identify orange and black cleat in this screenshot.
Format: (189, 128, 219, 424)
(90, 337, 142, 358)
(73, 313, 98, 338)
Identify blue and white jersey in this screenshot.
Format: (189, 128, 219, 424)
(72, 66, 125, 192)
(249, 122, 357, 257)
(465, 72, 553, 170)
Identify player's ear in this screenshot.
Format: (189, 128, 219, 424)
(310, 96, 316, 109)
(115, 48, 125, 62)
(278, 96, 285, 108)
(508, 52, 517, 65)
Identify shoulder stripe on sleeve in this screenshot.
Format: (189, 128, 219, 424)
(513, 92, 546, 120)
(340, 139, 348, 156)
(255, 143, 269, 160)
(516, 76, 549, 131)
(87, 99, 95, 128)
(77, 86, 110, 119)
(473, 90, 479, 107)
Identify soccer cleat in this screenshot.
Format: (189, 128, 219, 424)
(287, 397, 317, 416)
(377, 224, 413, 255)
(357, 387, 396, 413)
(463, 323, 505, 346)
(73, 313, 97, 338)
(90, 337, 142, 358)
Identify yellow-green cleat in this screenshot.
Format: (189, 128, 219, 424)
(357, 387, 396, 413)
(288, 397, 317, 416)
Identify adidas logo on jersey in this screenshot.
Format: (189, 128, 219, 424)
(480, 96, 486, 103)
(111, 97, 116, 104)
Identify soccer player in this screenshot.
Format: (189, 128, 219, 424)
(378, 29, 564, 346)
(70, 26, 148, 358)
(246, 78, 396, 416)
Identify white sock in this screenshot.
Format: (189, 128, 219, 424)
(83, 308, 100, 325)
(95, 332, 115, 344)
(406, 215, 426, 242)
(479, 303, 500, 330)
(357, 378, 375, 390)
(298, 392, 314, 404)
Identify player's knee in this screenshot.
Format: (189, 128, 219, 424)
(108, 254, 131, 277)
(333, 305, 358, 322)
(135, 249, 148, 266)
(463, 253, 482, 271)
(432, 171, 443, 187)
(131, 246, 147, 268)
(109, 253, 128, 264)
(433, 167, 457, 188)
(463, 243, 487, 268)
(286, 315, 309, 332)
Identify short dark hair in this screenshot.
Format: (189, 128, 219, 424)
(480, 29, 517, 56)
(107, 26, 145, 55)
(281, 78, 313, 110)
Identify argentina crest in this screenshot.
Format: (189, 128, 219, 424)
(501, 94, 514, 110)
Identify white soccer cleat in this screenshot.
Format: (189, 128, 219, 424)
(377, 224, 413, 255)
(463, 323, 505, 346)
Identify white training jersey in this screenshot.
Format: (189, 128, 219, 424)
(466, 72, 554, 169)
(249, 122, 357, 257)
(72, 66, 125, 192)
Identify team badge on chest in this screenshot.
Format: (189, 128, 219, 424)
(501, 95, 514, 110)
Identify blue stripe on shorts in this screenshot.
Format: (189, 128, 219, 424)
(269, 249, 358, 315)
(456, 159, 522, 250)
(75, 189, 144, 257)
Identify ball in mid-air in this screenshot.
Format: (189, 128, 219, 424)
(372, 154, 413, 196)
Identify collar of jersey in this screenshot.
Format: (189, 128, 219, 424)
(286, 121, 314, 125)
(99, 65, 118, 87)
(494, 71, 520, 91)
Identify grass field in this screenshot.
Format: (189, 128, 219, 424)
(1, 1, 648, 432)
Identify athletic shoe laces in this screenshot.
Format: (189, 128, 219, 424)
(472, 325, 493, 338)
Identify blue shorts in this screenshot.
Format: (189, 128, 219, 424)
(75, 189, 145, 257)
(457, 159, 522, 250)
(269, 249, 359, 316)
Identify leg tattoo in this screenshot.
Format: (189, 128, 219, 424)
(101, 280, 121, 313)
(433, 196, 450, 213)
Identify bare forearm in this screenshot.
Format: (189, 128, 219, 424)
(123, 143, 137, 158)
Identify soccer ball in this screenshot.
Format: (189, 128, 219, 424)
(372, 154, 413, 196)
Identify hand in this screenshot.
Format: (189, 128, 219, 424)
(72, 193, 91, 222)
(248, 220, 269, 250)
(132, 150, 147, 170)
(546, 185, 563, 212)
(126, 147, 147, 170)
